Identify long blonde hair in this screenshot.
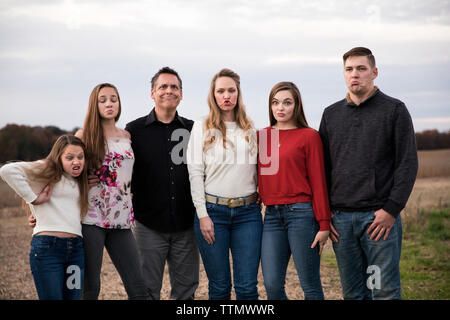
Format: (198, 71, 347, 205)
(82, 83, 121, 170)
(24, 135, 89, 218)
(204, 68, 256, 152)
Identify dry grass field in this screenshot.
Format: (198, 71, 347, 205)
(1, 149, 449, 300)
(417, 149, 450, 178)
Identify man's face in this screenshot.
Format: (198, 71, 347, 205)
(151, 73, 182, 111)
(344, 55, 378, 97)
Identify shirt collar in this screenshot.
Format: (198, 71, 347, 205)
(345, 86, 379, 107)
(145, 107, 188, 128)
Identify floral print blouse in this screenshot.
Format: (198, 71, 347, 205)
(83, 137, 135, 229)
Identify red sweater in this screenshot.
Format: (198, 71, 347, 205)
(258, 127, 331, 231)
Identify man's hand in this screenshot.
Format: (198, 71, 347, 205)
(367, 209, 396, 241)
(199, 216, 215, 245)
(329, 212, 340, 242)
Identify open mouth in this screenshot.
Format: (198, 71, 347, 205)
(72, 165, 81, 173)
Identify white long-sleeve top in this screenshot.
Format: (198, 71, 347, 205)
(0, 161, 82, 236)
(186, 117, 258, 219)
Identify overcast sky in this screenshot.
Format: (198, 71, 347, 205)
(1, 0, 449, 133)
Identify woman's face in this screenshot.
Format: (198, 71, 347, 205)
(214, 77, 238, 114)
(271, 90, 296, 126)
(61, 144, 85, 177)
(97, 86, 120, 120)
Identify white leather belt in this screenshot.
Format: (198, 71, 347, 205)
(205, 194, 258, 208)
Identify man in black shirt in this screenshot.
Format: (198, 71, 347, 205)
(319, 48, 418, 299)
(125, 67, 199, 300)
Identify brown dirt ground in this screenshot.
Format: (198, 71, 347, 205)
(2, 176, 448, 300)
(0, 210, 341, 300)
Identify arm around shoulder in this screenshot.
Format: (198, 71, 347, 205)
(123, 129, 131, 140)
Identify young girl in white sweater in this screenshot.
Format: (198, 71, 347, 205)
(0, 135, 89, 300)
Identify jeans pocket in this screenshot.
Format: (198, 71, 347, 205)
(30, 244, 53, 258)
(245, 202, 261, 212)
(288, 202, 313, 213)
(331, 210, 344, 221)
(31, 236, 55, 250)
(72, 238, 84, 250)
(206, 202, 217, 211)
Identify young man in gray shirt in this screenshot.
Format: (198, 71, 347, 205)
(319, 47, 418, 299)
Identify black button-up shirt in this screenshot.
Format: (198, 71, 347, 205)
(125, 108, 195, 233)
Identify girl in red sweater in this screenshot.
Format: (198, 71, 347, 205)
(258, 82, 331, 300)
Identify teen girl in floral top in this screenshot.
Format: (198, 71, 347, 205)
(84, 142, 135, 229)
(76, 83, 148, 300)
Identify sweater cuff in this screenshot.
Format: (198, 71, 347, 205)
(319, 219, 331, 231)
(24, 193, 38, 205)
(196, 206, 209, 219)
(382, 199, 403, 218)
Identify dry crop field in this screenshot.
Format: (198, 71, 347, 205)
(0, 149, 449, 300)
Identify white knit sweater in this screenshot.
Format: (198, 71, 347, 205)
(186, 117, 258, 219)
(0, 161, 82, 236)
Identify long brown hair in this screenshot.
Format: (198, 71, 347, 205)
(24, 135, 89, 218)
(204, 68, 256, 152)
(269, 82, 309, 129)
(82, 83, 121, 170)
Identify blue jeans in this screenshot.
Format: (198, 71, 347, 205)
(194, 200, 262, 300)
(29, 235, 84, 300)
(331, 210, 402, 300)
(261, 202, 324, 300)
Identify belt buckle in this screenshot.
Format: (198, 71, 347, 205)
(227, 198, 243, 208)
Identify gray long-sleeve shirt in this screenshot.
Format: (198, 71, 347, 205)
(318, 89, 418, 217)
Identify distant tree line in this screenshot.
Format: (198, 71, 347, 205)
(415, 130, 450, 150)
(0, 124, 78, 163)
(0, 124, 449, 163)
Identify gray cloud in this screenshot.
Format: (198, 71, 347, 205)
(0, 0, 449, 132)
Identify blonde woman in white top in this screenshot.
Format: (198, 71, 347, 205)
(0, 135, 89, 300)
(187, 68, 262, 300)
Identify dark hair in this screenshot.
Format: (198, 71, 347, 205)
(151, 66, 183, 90)
(269, 81, 309, 129)
(343, 47, 376, 68)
